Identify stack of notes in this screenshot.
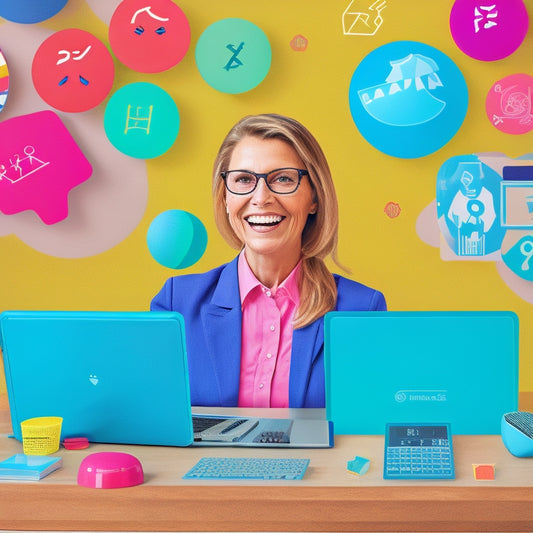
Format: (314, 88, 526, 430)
(0, 454, 62, 481)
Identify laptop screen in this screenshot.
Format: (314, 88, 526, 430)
(324, 311, 519, 435)
(0, 310, 193, 446)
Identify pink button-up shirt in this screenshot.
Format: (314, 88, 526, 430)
(237, 252, 300, 408)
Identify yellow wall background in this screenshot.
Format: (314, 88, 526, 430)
(1, 0, 532, 393)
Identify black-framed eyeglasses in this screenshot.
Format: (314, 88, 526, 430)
(221, 167, 309, 195)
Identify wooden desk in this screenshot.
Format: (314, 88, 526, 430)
(1, 395, 533, 532)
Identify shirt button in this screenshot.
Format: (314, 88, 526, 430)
(259, 383, 264, 389)
(265, 290, 272, 297)
(270, 325, 275, 331)
(266, 353, 273, 359)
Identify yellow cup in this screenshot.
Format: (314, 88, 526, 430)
(21, 416, 63, 455)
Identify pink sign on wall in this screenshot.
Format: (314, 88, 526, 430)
(0, 111, 93, 224)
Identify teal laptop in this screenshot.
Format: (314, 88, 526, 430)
(324, 311, 519, 435)
(0, 311, 194, 446)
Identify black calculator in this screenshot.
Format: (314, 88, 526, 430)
(383, 423, 455, 480)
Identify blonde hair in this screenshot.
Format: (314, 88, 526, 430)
(212, 114, 340, 329)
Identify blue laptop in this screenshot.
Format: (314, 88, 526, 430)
(324, 311, 519, 435)
(0, 311, 194, 446)
(0, 310, 333, 448)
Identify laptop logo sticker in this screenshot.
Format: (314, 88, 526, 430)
(395, 390, 448, 403)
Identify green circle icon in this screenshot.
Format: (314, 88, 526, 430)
(195, 18, 271, 94)
(104, 82, 179, 159)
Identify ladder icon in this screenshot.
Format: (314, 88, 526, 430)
(124, 105, 153, 135)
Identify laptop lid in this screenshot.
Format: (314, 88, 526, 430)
(0, 310, 193, 446)
(324, 311, 519, 435)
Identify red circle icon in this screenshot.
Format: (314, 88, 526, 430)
(32, 29, 115, 113)
(109, 0, 191, 73)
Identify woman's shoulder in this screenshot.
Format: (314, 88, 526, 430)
(151, 258, 239, 312)
(333, 273, 387, 311)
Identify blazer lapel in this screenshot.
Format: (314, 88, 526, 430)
(201, 258, 242, 406)
(289, 318, 323, 407)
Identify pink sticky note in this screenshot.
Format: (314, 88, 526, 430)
(0, 110, 92, 224)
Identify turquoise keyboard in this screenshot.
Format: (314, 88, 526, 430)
(183, 457, 310, 480)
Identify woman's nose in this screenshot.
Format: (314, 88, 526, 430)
(251, 177, 273, 205)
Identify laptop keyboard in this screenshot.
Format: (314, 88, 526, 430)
(183, 457, 310, 480)
(193, 416, 237, 433)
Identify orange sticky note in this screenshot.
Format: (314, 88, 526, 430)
(473, 464, 495, 480)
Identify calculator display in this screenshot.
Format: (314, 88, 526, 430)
(388, 425, 450, 447)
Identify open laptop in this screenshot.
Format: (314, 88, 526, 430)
(324, 311, 519, 435)
(0, 310, 332, 448)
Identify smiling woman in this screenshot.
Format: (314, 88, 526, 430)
(151, 114, 387, 408)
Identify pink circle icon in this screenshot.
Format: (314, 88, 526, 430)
(32, 29, 115, 113)
(486, 73, 533, 135)
(450, 0, 529, 61)
(109, 0, 190, 73)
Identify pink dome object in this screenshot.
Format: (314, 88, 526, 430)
(77, 452, 144, 489)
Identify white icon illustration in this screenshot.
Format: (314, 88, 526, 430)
(89, 374, 99, 385)
(491, 83, 532, 127)
(342, 0, 387, 36)
(358, 53, 445, 127)
(0, 145, 50, 184)
(474, 4, 498, 33)
(56, 46, 92, 66)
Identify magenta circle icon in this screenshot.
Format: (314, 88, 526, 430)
(450, 0, 529, 61)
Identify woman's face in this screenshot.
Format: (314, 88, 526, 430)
(225, 136, 317, 264)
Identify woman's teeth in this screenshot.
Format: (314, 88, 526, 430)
(246, 215, 283, 226)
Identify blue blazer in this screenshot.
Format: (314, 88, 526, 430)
(151, 256, 386, 408)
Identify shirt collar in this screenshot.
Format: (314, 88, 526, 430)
(238, 251, 301, 307)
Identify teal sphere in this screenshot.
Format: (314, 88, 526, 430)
(147, 210, 207, 269)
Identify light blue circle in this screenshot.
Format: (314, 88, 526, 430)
(104, 82, 179, 159)
(349, 41, 468, 158)
(147, 210, 208, 269)
(0, 0, 67, 23)
(195, 18, 271, 94)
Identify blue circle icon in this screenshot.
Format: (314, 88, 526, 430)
(349, 41, 468, 158)
(0, 0, 67, 23)
(147, 210, 208, 269)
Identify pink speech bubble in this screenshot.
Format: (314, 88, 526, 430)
(0, 110, 92, 224)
